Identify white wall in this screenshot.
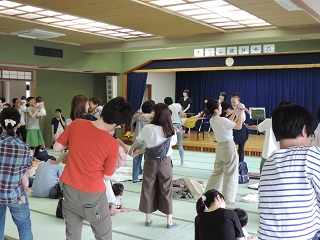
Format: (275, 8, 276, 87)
(146, 72, 175, 104)
(8, 81, 26, 102)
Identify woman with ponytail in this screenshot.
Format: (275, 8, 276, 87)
(0, 107, 34, 239)
(195, 189, 244, 240)
(205, 99, 244, 203)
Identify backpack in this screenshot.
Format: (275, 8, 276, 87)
(56, 198, 63, 219)
(49, 183, 63, 199)
(238, 162, 249, 184)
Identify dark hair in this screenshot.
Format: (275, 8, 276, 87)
(26, 97, 34, 107)
(272, 104, 314, 141)
(221, 101, 231, 112)
(234, 208, 248, 227)
(12, 98, 18, 106)
(55, 109, 62, 113)
(317, 106, 320, 122)
(70, 95, 89, 120)
(219, 92, 227, 99)
(101, 97, 132, 125)
(21, 96, 26, 100)
(183, 89, 189, 95)
(206, 99, 220, 114)
(0, 107, 21, 136)
(164, 97, 173, 106)
(150, 103, 175, 138)
(112, 183, 124, 196)
(141, 101, 153, 114)
(196, 189, 225, 214)
(36, 96, 43, 103)
(89, 96, 102, 106)
(0, 97, 6, 103)
(26, 97, 34, 102)
(231, 92, 240, 99)
(3, 103, 11, 108)
(149, 100, 156, 106)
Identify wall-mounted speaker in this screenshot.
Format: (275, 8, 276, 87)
(106, 76, 117, 101)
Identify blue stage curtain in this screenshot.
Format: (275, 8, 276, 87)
(176, 68, 320, 127)
(127, 72, 148, 112)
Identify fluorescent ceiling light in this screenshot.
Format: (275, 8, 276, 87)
(19, 13, 43, 19)
(180, 9, 211, 15)
(0, 9, 24, 15)
(11, 29, 65, 39)
(16, 6, 43, 12)
(0, 1, 21, 7)
(37, 10, 61, 16)
(139, 0, 272, 31)
(1, 0, 156, 40)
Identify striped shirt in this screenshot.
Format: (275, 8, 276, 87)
(258, 146, 320, 240)
(0, 133, 32, 204)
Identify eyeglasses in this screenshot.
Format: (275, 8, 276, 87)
(311, 134, 316, 141)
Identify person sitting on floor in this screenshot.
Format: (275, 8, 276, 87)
(234, 208, 257, 240)
(109, 183, 131, 216)
(31, 161, 63, 198)
(195, 189, 244, 240)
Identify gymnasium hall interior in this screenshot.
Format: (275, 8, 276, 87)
(1, 0, 320, 239)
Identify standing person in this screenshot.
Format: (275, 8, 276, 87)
(164, 97, 186, 166)
(230, 93, 249, 163)
(179, 89, 193, 138)
(51, 109, 66, 147)
(312, 106, 320, 147)
(129, 103, 177, 228)
(13, 97, 27, 142)
(0, 107, 34, 240)
(25, 96, 44, 160)
(258, 104, 320, 240)
(195, 189, 244, 240)
(53, 97, 132, 240)
(205, 99, 244, 203)
(130, 101, 153, 183)
(218, 92, 227, 104)
(70, 94, 96, 121)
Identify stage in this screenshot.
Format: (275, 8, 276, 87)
(121, 130, 264, 157)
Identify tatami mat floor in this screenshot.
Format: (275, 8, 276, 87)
(4, 146, 261, 240)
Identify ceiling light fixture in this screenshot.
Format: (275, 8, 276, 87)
(11, 29, 66, 39)
(274, 0, 302, 11)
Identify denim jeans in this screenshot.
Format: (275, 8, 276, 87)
(0, 192, 33, 240)
(132, 145, 144, 181)
(174, 123, 184, 162)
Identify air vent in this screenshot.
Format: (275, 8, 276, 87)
(274, 0, 302, 11)
(34, 46, 63, 58)
(11, 29, 65, 39)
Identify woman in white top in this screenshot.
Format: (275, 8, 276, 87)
(205, 99, 244, 203)
(129, 103, 177, 228)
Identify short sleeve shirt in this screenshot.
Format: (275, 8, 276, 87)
(210, 116, 235, 142)
(195, 208, 244, 240)
(179, 97, 193, 113)
(57, 119, 119, 193)
(169, 103, 183, 124)
(26, 107, 40, 129)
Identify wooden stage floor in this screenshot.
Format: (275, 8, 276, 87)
(179, 130, 264, 156)
(121, 130, 264, 157)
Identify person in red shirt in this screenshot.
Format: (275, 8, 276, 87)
(53, 97, 132, 240)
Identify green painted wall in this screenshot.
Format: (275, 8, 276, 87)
(0, 34, 122, 72)
(36, 70, 94, 147)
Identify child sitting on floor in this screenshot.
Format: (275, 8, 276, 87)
(109, 183, 131, 216)
(234, 208, 258, 240)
